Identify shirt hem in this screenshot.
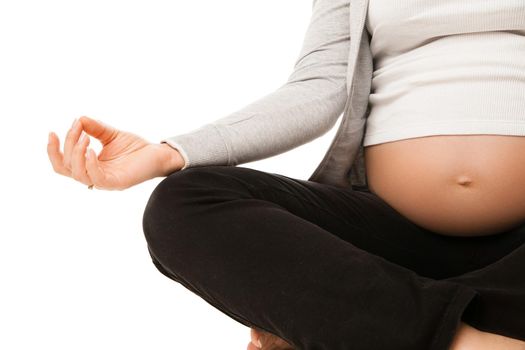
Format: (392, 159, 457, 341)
(363, 121, 525, 146)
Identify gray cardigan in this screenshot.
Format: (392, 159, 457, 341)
(161, 0, 372, 189)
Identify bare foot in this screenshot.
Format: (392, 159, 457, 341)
(248, 327, 295, 350)
(247, 323, 525, 350)
(449, 322, 525, 350)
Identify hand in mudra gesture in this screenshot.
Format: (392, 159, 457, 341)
(47, 116, 184, 191)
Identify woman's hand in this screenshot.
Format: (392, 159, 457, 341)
(47, 116, 185, 191)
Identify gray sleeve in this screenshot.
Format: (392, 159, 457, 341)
(161, 0, 350, 170)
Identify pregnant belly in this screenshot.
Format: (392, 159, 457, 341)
(364, 135, 525, 237)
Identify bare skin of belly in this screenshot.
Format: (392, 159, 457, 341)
(364, 135, 525, 237)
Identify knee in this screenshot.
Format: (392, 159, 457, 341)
(141, 166, 230, 262)
(142, 167, 205, 239)
(143, 165, 225, 216)
(142, 169, 190, 228)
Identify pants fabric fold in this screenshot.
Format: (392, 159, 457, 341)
(142, 165, 525, 350)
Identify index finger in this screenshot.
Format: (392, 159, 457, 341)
(79, 116, 118, 146)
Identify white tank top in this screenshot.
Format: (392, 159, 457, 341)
(363, 0, 525, 147)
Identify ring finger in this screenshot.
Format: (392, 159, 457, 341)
(71, 131, 93, 186)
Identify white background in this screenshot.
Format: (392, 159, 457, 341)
(0, 1, 342, 349)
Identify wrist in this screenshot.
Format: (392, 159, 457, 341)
(158, 143, 185, 176)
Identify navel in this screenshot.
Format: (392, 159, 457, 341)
(456, 175, 473, 187)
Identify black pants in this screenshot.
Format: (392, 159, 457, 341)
(142, 165, 525, 350)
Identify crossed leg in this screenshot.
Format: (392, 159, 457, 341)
(142, 166, 525, 350)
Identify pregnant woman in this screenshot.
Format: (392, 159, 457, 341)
(47, 0, 525, 349)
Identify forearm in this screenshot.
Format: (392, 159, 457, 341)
(161, 80, 347, 169)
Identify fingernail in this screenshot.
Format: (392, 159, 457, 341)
(79, 132, 85, 142)
(71, 118, 77, 128)
(256, 339, 262, 348)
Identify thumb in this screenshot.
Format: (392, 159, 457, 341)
(78, 116, 118, 145)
